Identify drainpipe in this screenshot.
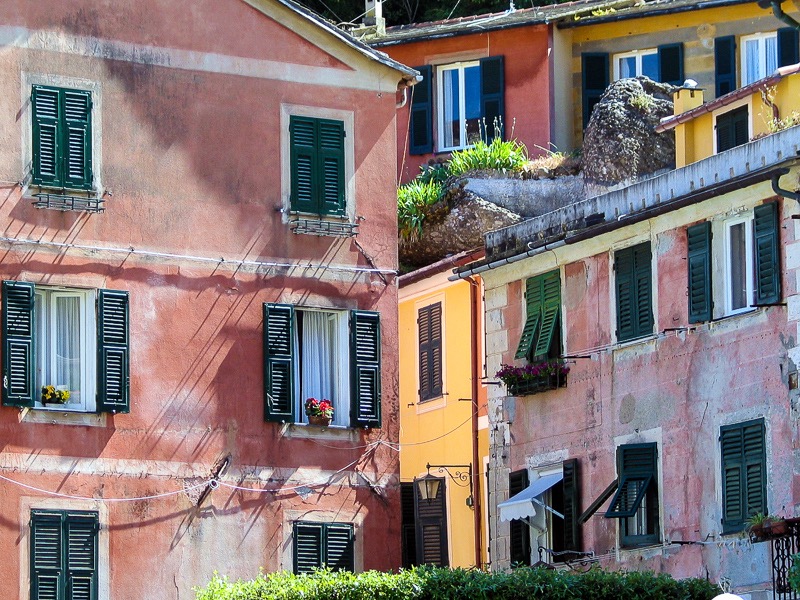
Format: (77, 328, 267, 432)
(466, 275, 483, 569)
(771, 167, 800, 202)
(757, 0, 800, 30)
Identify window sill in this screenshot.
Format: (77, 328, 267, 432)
(19, 407, 107, 427)
(281, 422, 359, 442)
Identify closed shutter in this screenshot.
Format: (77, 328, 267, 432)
(508, 469, 530, 566)
(581, 53, 609, 130)
(714, 36, 736, 98)
(657, 43, 684, 86)
(290, 116, 345, 216)
(480, 56, 505, 142)
(31, 511, 63, 600)
(409, 65, 433, 155)
(97, 289, 130, 414)
(533, 272, 561, 358)
(2, 280, 36, 408)
(605, 443, 656, 518)
(562, 458, 581, 553)
(414, 476, 449, 566)
(687, 222, 713, 323)
(293, 522, 323, 574)
(65, 512, 98, 600)
(721, 419, 766, 532)
(62, 91, 93, 190)
(318, 119, 345, 216)
(717, 106, 748, 152)
(325, 523, 355, 572)
(754, 201, 781, 305)
(290, 116, 317, 214)
(418, 303, 443, 401)
(615, 243, 652, 342)
(350, 310, 381, 428)
(32, 87, 62, 188)
(263, 303, 295, 422)
(401, 482, 418, 568)
(778, 27, 799, 68)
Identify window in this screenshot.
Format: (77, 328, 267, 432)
(409, 57, 504, 155)
(30, 509, 98, 600)
(508, 469, 531, 566)
(721, 419, 766, 533)
(31, 86, 93, 190)
(515, 270, 561, 361)
(742, 32, 778, 86)
(418, 302, 442, 402)
(289, 115, 345, 216)
(613, 49, 659, 80)
(687, 202, 781, 322)
(293, 521, 355, 574)
(2, 281, 129, 413)
(606, 443, 660, 548)
(715, 105, 749, 153)
(263, 304, 381, 427)
(614, 242, 653, 342)
(715, 29, 798, 97)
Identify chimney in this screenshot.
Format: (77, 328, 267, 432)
(364, 0, 385, 34)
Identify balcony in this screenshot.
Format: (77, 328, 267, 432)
(497, 361, 569, 397)
(32, 191, 104, 213)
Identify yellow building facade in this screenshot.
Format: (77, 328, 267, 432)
(398, 250, 490, 569)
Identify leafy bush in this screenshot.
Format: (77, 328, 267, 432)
(447, 138, 528, 176)
(196, 566, 721, 600)
(397, 178, 445, 241)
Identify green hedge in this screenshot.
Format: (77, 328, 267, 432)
(196, 566, 721, 600)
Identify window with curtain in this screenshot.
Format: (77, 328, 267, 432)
(437, 62, 482, 151)
(742, 32, 778, 86)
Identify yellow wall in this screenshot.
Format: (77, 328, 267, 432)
(399, 271, 489, 568)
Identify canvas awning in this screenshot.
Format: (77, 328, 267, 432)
(498, 472, 563, 522)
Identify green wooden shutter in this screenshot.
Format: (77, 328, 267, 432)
(633, 244, 653, 337)
(2, 280, 36, 408)
(401, 483, 418, 567)
(508, 469, 530, 566)
(350, 310, 381, 428)
(605, 443, 656, 518)
(687, 222, 713, 323)
(65, 512, 98, 600)
(410, 65, 433, 155)
(97, 289, 130, 414)
(562, 458, 581, 553)
(62, 91, 93, 190)
(294, 522, 323, 574)
(318, 119, 345, 216)
(657, 43, 684, 86)
(778, 27, 799, 68)
(514, 276, 541, 360)
(325, 523, 355, 572)
(31, 511, 63, 600)
(414, 476, 449, 566)
(581, 53, 609, 130)
(754, 201, 781, 305)
(32, 86, 62, 188)
(290, 116, 317, 214)
(616, 243, 652, 342)
(479, 56, 505, 142)
(418, 303, 442, 401)
(714, 36, 736, 98)
(533, 271, 561, 358)
(263, 303, 295, 422)
(721, 419, 766, 532)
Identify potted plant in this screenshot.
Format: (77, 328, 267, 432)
(305, 397, 333, 426)
(495, 361, 570, 396)
(41, 385, 70, 406)
(747, 513, 788, 542)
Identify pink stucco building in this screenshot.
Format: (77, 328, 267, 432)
(0, 1, 416, 597)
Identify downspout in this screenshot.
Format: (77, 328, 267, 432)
(771, 167, 800, 202)
(466, 275, 483, 569)
(758, 0, 800, 29)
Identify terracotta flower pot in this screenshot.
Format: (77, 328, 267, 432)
(308, 415, 332, 427)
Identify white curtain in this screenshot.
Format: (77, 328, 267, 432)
(744, 39, 761, 85)
(765, 36, 778, 77)
(442, 69, 457, 148)
(55, 295, 80, 403)
(301, 312, 337, 421)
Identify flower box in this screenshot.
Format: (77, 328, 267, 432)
(507, 373, 567, 397)
(496, 361, 570, 397)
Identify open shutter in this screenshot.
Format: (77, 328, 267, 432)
(62, 90, 93, 190)
(657, 43, 684, 86)
(65, 512, 98, 600)
(581, 53, 609, 130)
(414, 476, 449, 566)
(97, 289, 130, 414)
(562, 458, 581, 553)
(31, 511, 63, 600)
(778, 27, 799, 68)
(533, 271, 560, 358)
(754, 201, 781, 305)
(318, 119, 345, 216)
(605, 443, 656, 519)
(409, 65, 433, 155)
(2, 280, 35, 408)
(325, 524, 355, 572)
(480, 56, 505, 142)
(714, 36, 736, 98)
(418, 303, 442, 401)
(290, 116, 318, 214)
(515, 276, 543, 359)
(350, 310, 381, 428)
(294, 522, 323, 574)
(687, 222, 712, 323)
(32, 86, 62, 187)
(508, 469, 531, 566)
(263, 303, 295, 422)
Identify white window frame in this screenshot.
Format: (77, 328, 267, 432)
(612, 49, 658, 80)
(740, 31, 778, 86)
(34, 287, 96, 413)
(436, 61, 481, 152)
(293, 308, 350, 427)
(723, 214, 755, 316)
